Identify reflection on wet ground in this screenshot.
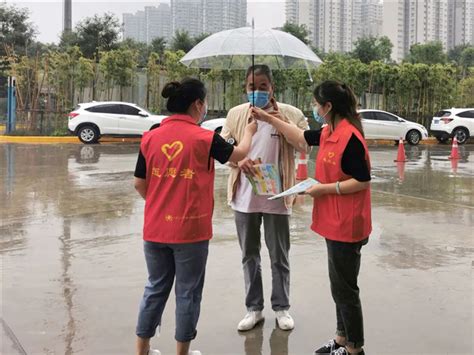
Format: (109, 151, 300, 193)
(1, 143, 473, 354)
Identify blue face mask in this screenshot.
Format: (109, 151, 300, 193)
(312, 106, 324, 124)
(312, 106, 330, 124)
(198, 103, 208, 124)
(196, 102, 208, 124)
(247, 91, 270, 108)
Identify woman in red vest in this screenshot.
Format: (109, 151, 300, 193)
(133, 78, 256, 355)
(251, 81, 371, 355)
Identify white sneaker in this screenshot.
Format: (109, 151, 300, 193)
(275, 310, 294, 330)
(188, 351, 202, 355)
(148, 350, 161, 355)
(237, 311, 264, 331)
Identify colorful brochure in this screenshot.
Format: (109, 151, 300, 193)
(246, 164, 282, 196)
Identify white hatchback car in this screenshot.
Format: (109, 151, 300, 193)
(359, 109, 428, 145)
(68, 101, 167, 144)
(430, 108, 474, 144)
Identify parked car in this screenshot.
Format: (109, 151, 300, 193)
(200, 117, 226, 133)
(430, 108, 474, 144)
(68, 101, 167, 144)
(200, 110, 429, 145)
(359, 109, 429, 145)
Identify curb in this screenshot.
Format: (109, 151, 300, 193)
(369, 138, 439, 146)
(0, 136, 142, 144)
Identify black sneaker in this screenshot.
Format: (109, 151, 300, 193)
(331, 348, 365, 355)
(314, 339, 342, 354)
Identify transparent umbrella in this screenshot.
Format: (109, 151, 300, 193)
(180, 23, 322, 75)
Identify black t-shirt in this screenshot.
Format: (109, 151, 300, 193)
(134, 133, 234, 179)
(304, 129, 371, 182)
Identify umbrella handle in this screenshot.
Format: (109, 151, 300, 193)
(252, 18, 255, 107)
(252, 54, 255, 106)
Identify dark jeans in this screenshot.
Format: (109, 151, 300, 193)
(326, 238, 368, 349)
(136, 240, 209, 343)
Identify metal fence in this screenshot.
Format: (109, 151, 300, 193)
(12, 109, 69, 135)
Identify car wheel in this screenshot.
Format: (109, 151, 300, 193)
(406, 130, 421, 145)
(436, 136, 449, 144)
(453, 127, 469, 145)
(150, 124, 160, 130)
(78, 125, 99, 144)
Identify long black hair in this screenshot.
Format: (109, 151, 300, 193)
(313, 80, 364, 136)
(161, 78, 206, 114)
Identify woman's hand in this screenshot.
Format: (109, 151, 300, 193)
(250, 106, 275, 124)
(238, 157, 256, 176)
(245, 117, 258, 136)
(305, 184, 328, 199)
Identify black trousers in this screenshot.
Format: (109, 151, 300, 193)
(326, 238, 368, 349)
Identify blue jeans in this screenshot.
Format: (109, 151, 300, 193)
(136, 240, 209, 343)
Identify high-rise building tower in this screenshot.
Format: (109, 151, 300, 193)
(204, 0, 247, 34)
(383, 0, 473, 62)
(171, 0, 204, 37)
(123, 4, 171, 44)
(170, 0, 247, 37)
(286, 0, 383, 53)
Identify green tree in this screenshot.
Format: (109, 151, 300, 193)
(311, 46, 326, 60)
(119, 38, 150, 68)
(151, 37, 167, 56)
(457, 77, 474, 107)
(448, 44, 469, 65)
(406, 41, 447, 65)
(74, 13, 120, 59)
(76, 57, 94, 102)
(352, 36, 393, 64)
(171, 31, 194, 53)
(280, 22, 310, 45)
(193, 33, 211, 46)
(99, 48, 138, 100)
(460, 47, 474, 78)
(59, 30, 79, 50)
(46, 46, 83, 110)
(146, 52, 163, 111)
(162, 50, 197, 81)
(0, 4, 36, 57)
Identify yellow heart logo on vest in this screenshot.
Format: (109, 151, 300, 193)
(162, 141, 184, 161)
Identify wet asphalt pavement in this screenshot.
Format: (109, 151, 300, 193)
(1, 143, 473, 355)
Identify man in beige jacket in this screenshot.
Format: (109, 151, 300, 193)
(221, 64, 308, 331)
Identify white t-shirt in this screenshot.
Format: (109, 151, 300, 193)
(231, 120, 291, 215)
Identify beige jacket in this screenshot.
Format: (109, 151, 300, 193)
(221, 102, 309, 209)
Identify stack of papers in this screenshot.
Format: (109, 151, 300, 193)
(268, 178, 319, 200)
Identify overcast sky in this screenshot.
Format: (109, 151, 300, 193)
(7, 0, 286, 44)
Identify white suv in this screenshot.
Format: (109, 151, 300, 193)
(430, 108, 474, 144)
(68, 101, 167, 144)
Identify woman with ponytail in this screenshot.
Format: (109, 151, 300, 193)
(250, 80, 371, 355)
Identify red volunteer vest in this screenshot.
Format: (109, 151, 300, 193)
(312, 119, 372, 243)
(140, 114, 215, 243)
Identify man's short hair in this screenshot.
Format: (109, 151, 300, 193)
(245, 64, 273, 84)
